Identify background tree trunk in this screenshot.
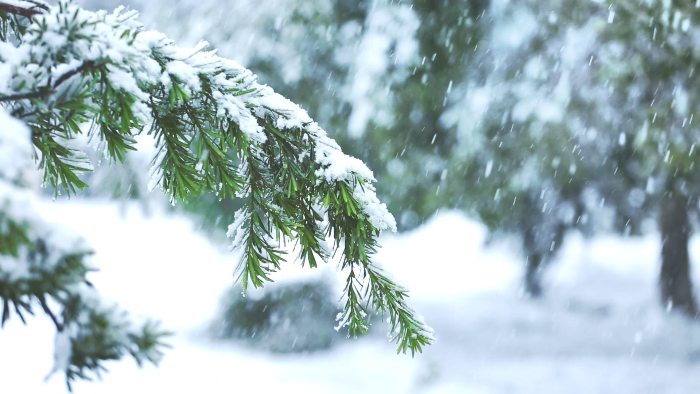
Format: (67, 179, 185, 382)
(659, 195, 698, 317)
(523, 221, 566, 298)
(523, 227, 544, 297)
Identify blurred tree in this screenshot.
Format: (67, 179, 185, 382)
(448, 0, 700, 308)
(438, 0, 604, 296)
(359, 0, 490, 229)
(593, 0, 700, 315)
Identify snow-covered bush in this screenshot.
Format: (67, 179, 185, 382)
(0, 0, 433, 388)
(214, 280, 343, 353)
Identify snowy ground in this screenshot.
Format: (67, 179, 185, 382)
(2, 200, 699, 393)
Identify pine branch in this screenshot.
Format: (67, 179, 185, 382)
(0, 1, 433, 371)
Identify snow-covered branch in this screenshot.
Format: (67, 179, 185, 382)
(0, 0, 432, 387)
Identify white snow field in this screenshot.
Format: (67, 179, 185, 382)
(2, 200, 699, 393)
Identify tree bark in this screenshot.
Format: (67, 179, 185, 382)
(659, 195, 698, 317)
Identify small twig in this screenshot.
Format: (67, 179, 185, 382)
(0, 61, 97, 102)
(53, 60, 96, 88)
(39, 295, 64, 332)
(0, 89, 55, 102)
(0, 2, 45, 18)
